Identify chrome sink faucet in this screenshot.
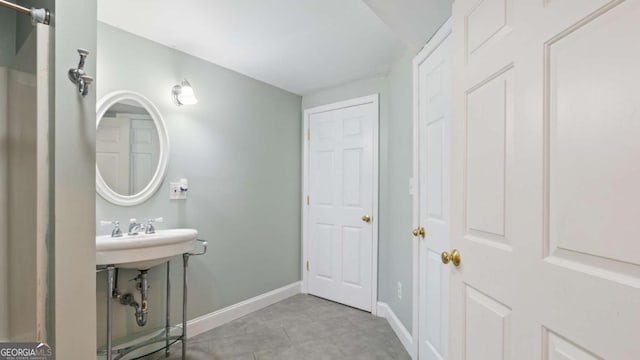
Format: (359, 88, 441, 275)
(145, 217, 163, 234)
(100, 220, 123, 238)
(128, 218, 146, 236)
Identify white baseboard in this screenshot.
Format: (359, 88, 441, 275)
(184, 281, 302, 338)
(377, 302, 414, 358)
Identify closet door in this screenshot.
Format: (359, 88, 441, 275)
(414, 21, 453, 360)
(449, 1, 640, 359)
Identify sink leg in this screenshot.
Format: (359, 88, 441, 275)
(165, 261, 171, 358)
(107, 266, 115, 360)
(182, 254, 189, 360)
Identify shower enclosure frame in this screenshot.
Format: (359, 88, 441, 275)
(1, 8, 53, 341)
(0, 0, 50, 25)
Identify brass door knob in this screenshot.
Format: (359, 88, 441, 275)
(362, 214, 371, 223)
(441, 249, 461, 267)
(412, 227, 426, 238)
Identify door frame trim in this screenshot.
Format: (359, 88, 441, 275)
(412, 18, 453, 357)
(301, 94, 380, 315)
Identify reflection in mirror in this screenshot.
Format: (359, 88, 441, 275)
(97, 100, 160, 196)
(96, 91, 169, 206)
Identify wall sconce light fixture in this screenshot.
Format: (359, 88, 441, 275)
(172, 79, 198, 106)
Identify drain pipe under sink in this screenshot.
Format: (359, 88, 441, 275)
(113, 269, 149, 327)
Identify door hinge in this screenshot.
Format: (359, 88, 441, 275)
(307, 128, 310, 141)
(306, 260, 309, 271)
(306, 195, 310, 205)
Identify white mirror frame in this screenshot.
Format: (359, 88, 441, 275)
(96, 91, 170, 206)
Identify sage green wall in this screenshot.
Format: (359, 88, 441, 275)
(301, 49, 415, 330)
(95, 23, 302, 342)
(382, 49, 415, 330)
(54, 0, 98, 358)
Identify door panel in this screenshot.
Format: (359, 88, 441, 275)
(314, 223, 334, 279)
(465, 67, 514, 250)
(416, 25, 452, 360)
(313, 150, 335, 205)
(464, 285, 511, 360)
(465, 69, 512, 240)
(544, 329, 600, 360)
(424, 249, 445, 354)
(466, 0, 509, 55)
(341, 227, 363, 286)
(130, 118, 159, 194)
(450, 0, 640, 359)
(96, 116, 130, 195)
(546, 1, 640, 268)
(343, 149, 363, 206)
(307, 99, 376, 311)
(465, 0, 513, 64)
(426, 119, 444, 219)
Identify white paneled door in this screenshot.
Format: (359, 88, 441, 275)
(130, 118, 159, 194)
(96, 116, 130, 195)
(304, 95, 378, 312)
(414, 21, 452, 360)
(450, 1, 640, 359)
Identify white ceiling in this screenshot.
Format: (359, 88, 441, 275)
(98, 0, 406, 95)
(363, 0, 452, 50)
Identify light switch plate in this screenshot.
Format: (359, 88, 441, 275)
(169, 182, 186, 200)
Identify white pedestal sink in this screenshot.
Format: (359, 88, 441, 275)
(96, 229, 198, 269)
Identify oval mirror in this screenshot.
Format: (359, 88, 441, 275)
(96, 91, 169, 206)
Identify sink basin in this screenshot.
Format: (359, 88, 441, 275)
(96, 229, 198, 269)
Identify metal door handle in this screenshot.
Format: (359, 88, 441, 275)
(441, 249, 461, 267)
(412, 227, 425, 238)
(362, 214, 371, 223)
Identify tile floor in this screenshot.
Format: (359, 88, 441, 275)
(151, 294, 410, 360)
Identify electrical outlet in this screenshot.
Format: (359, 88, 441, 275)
(397, 282, 403, 299)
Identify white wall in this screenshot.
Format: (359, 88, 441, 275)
(363, 0, 452, 50)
